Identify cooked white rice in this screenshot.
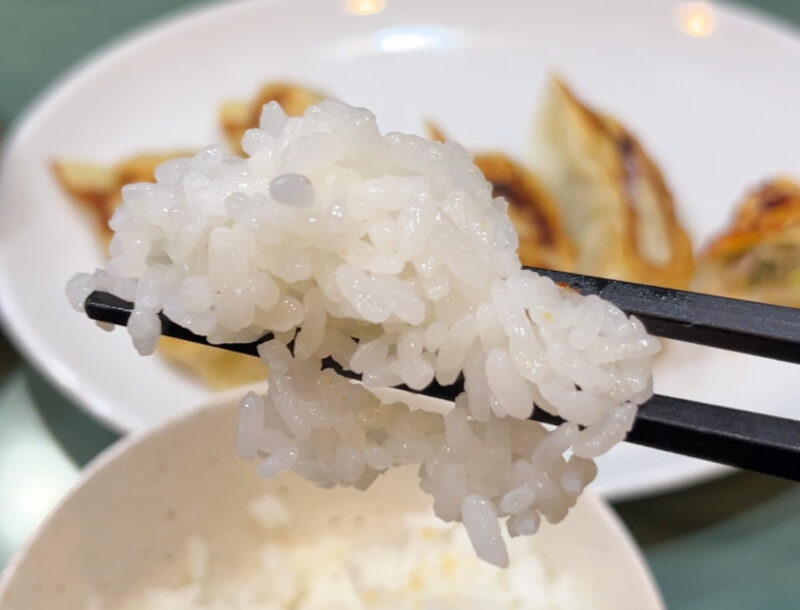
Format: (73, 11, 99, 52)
(105, 493, 594, 610)
(67, 99, 659, 566)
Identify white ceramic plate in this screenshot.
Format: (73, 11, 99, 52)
(1, 0, 799, 499)
(0, 386, 664, 609)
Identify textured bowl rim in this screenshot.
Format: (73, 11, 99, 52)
(0, 381, 664, 608)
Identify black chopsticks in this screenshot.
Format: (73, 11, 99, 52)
(528, 267, 800, 364)
(83, 281, 800, 482)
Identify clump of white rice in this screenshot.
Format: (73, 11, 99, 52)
(102, 493, 594, 610)
(67, 99, 659, 566)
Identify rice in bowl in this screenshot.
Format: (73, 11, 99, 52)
(108, 492, 593, 610)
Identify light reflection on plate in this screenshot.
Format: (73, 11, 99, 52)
(677, 2, 717, 38)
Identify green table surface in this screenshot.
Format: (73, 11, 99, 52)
(0, 1, 798, 608)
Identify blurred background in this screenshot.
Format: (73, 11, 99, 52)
(1, 1, 799, 608)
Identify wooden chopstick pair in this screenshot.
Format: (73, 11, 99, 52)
(83, 267, 800, 482)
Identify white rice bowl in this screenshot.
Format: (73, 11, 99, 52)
(0, 390, 664, 610)
(67, 99, 659, 566)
